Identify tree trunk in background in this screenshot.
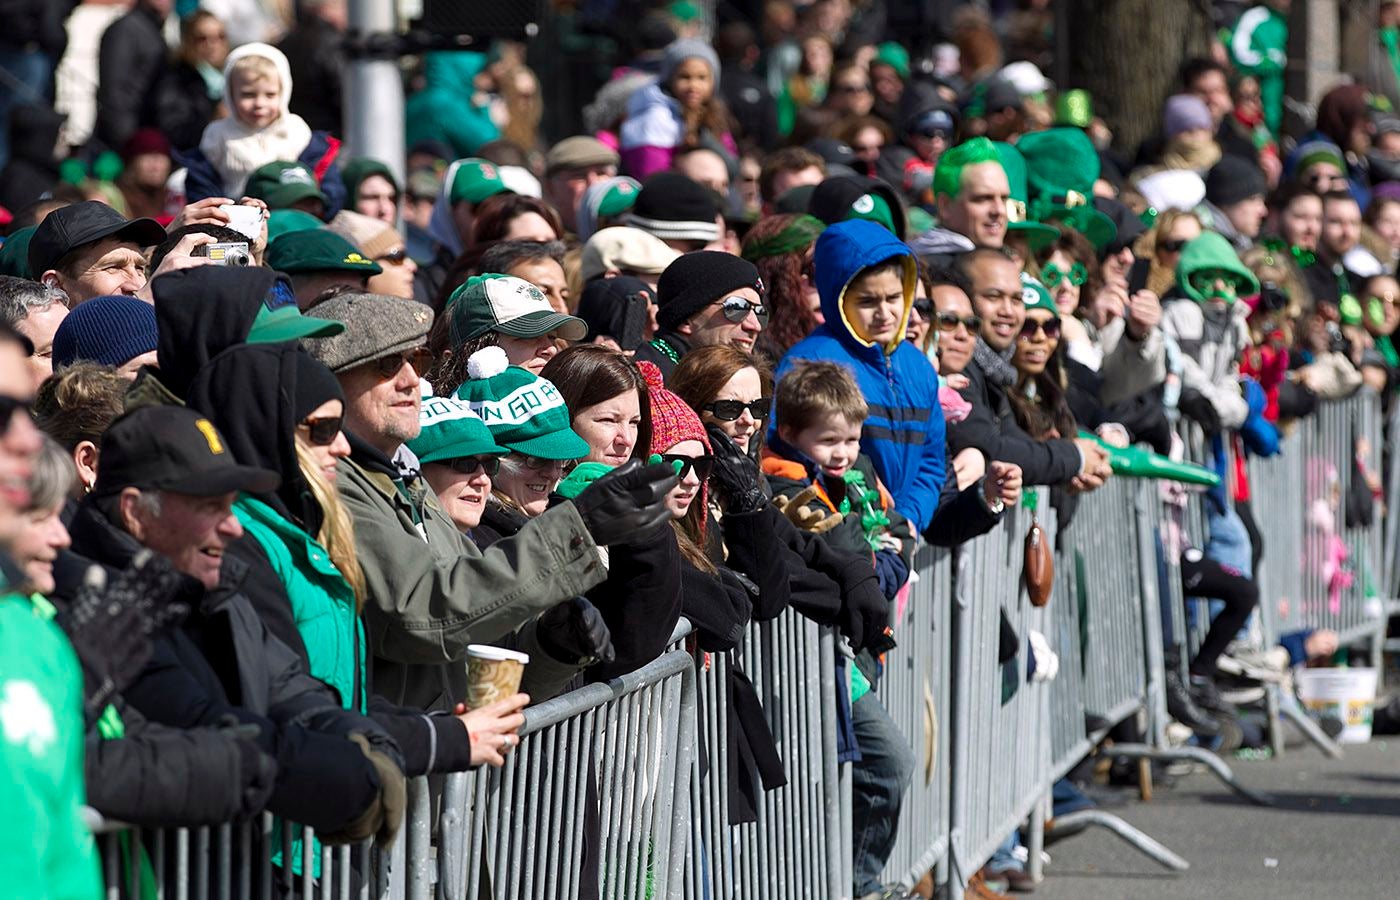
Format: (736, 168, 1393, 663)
(1065, 0, 1215, 160)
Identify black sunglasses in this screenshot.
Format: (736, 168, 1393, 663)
(720, 295, 769, 326)
(299, 415, 343, 446)
(659, 453, 716, 481)
(935, 311, 981, 333)
(447, 456, 502, 476)
(516, 454, 565, 471)
(1159, 239, 1189, 254)
(704, 398, 770, 421)
(0, 395, 31, 436)
(367, 347, 431, 379)
(912, 298, 933, 317)
(1019, 318, 1062, 341)
(376, 248, 409, 265)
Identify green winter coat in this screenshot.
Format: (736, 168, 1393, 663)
(234, 495, 364, 713)
(404, 52, 501, 158)
(337, 454, 606, 712)
(0, 589, 101, 899)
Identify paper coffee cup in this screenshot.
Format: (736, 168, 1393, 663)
(465, 645, 529, 710)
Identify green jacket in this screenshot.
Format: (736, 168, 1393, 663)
(0, 589, 101, 899)
(337, 455, 606, 711)
(234, 495, 364, 712)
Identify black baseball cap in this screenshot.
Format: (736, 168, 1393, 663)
(28, 200, 167, 277)
(93, 406, 280, 498)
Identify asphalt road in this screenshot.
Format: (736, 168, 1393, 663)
(1031, 738, 1399, 900)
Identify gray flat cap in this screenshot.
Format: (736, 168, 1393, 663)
(303, 292, 432, 373)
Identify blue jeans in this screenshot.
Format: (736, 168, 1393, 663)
(851, 692, 915, 894)
(0, 47, 52, 170)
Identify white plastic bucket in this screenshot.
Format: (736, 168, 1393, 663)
(1296, 667, 1378, 743)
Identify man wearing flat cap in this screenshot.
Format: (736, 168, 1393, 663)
(543, 136, 620, 236)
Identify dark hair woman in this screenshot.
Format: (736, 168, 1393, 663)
(741, 213, 825, 362)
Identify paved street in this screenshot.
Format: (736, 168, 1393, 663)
(1034, 739, 1399, 900)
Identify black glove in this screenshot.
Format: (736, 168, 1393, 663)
(838, 563, 889, 652)
(706, 425, 768, 514)
(572, 459, 680, 545)
(215, 716, 278, 818)
(1177, 388, 1221, 435)
(321, 733, 406, 846)
(60, 550, 190, 719)
(535, 596, 616, 666)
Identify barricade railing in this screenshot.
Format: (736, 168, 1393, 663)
(945, 497, 1051, 895)
(683, 608, 845, 900)
(878, 543, 953, 891)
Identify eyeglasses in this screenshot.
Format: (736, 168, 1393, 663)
(1018, 318, 1062, 341)
(298, 415, 343, 446)
(659, 453, 716, 481)
(935, 311, 981, 333)
(1040, 261, 1087, 289)
(720, 295, 769, 326)
(1159, 239, 1189, 254)
(447, 456, 502, 476)
(376, 248, 409, 265)
(0, 395, 32, 436)
(704, 398, 770, 421)
(366, 347, 432, 379)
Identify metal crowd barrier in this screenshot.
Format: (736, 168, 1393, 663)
(944, 498, 1051, 895)
(683, 608, 846, 900)
(878, 543, 953, 891)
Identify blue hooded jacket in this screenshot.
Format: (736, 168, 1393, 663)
(773, 219, 947, 530)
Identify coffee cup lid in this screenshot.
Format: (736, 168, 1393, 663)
(466, 644, 530, 664)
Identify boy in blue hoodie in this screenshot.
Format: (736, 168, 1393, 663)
(775, 218, 947, 532)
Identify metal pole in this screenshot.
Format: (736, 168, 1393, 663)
(345, 0, 406, 184)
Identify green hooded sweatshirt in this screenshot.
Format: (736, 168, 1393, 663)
(1176, 231, 1260, 304)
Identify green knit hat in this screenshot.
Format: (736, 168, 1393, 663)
(408, 392, 509, 465)
(992, 142, 1059, 251)
(453, 346, 589, 460)
(342, 157, 398, 203)
(0, 226, 36, 278)
(1020, 272, 1058, 317)
(873, 42, 911, 80)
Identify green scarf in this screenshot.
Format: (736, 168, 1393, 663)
(741, 214, 825, 262)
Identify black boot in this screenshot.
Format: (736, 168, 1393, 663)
(1165, 666, 1220, 736)
(1188, 672, 1238, 719)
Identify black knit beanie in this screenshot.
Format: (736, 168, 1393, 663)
(624, 172, 722, 243)
(292, 349, 345, 421)
(1205, 155, 1267, 208)
(656, 251, 764, 332)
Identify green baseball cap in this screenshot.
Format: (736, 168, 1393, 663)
(596, 179, 640, 218)
(454, 346, 590, 460)
(446, 274, 587, 345)
(408, 392, 509, 465)
(0, 225, 36, 278)
(266, 229, 383, 276)
(244, 161, 328, 210)
(1020, 272, 1058, 317)
(848, 192, 897, 235)
(266, 209, 325, 243)
(449, 158, 510, 206)
(246, 273, 346, 343)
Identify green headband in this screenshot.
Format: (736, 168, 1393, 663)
(741, 214, 826, 262)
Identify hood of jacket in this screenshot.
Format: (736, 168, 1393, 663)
(185, 343, 325, 535)
(422, 50, 489, 94)
(220, 42, 294, 116)
(153, 267, 285, 400)
(1176, 231, 1259, 304)
(427, 157, 471, 257)
(813, 219, 917, 359)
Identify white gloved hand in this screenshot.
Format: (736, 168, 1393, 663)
(1028, 629, 1059, 683)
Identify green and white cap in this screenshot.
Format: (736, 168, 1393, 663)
(408, 389, 509, 465)
(446, 273, 588, 345)
(1020, 272, 1057, 317)
(453, 347, 589, 461)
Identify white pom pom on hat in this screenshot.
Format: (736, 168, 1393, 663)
(467, 345, 511, 380)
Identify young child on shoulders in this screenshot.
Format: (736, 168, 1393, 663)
(761, 359, 914, 599)
(180, 42, 345, 213)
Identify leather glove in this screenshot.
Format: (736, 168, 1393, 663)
(1177, 388, 1221, 435)
(571, 459, 679, 545)
(705, 425, 768, 514)
(60, 550, 190, 719)
(216, 717, 278, 818)
(838, 563, 889, 652)
(320, 733, 406, 846)
(535, 596, 616, 666)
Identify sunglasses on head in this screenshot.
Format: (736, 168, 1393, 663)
(1019, 318, 1061, 341)
(376, 248, 409, 265)
(299, 415, 343, 446)
(704, 398, 770, 421)
(935, 311, 981, 333)
(720, 295, 769, 326)
(447, 456, 502, 476)
(367, 346, 432, 379)
(659, 453, 715, 481)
